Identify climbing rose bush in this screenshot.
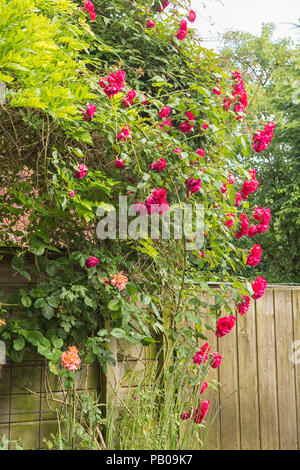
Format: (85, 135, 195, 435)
(0, 2, 273, 430)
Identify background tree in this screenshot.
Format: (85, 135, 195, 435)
(220, 23, 300, 282)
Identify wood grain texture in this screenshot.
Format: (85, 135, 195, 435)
(255, 288, 279, 449)
(274, 289, 298, 449)
(237, 300, 260, 449)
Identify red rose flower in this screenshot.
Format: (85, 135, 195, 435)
(252, 276, 267, 300)
(188, 10, 196, 23)
(193, 343, 210, 365)
(193, 400, 210, 424)
(237, 296, 251, 316)
(85, 256, 100, 268)
(114, 158, 125, 170)
(159, 106, 171, 118)
(216, 316, 236, 338)
(150, 158, 167, 172)
(211, 352, 222, 369)
(147, 20, 155, 28)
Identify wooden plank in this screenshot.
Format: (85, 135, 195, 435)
(256, 288, 279, 449)
(274, 289, 298, 449)
(0, 256, 36, 284)
(199, 293, 221, 450)
(292, 290, 300, 450)
(237, 298, 260, 449)
(217, 302, 241, 450)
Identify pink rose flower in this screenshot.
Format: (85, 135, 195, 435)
(114, 158, 125, 169)
(123, 89, 136, 108)
(81, 103, 96, 121)
(200, 381, 208, 395)
(159, 106, 171, 118)
(196, 148, 205, 158)
(147, 20, 155, 28)
(85, 256, 100, 268)
(177, 28, 187, 40)
(235, 191, 242, 208)
(100, 69, 126, 99)
(193, 343, 210, 365)
(193, 400, 210, 424)
(221, 182, 227, 194)
(252, 276, 267, 300)
(188, 10, 196, 23)
(150, 158, 167, 172)
(211, 352, 222, 369)
(225, 213, 235, 228)
(186, 177, 202, 197)
(216, 316, 236, 338)
(75, 164, 88, 179)
(246, 244, 262, 267)
(238, 296, 251, 316)
(159, 119, 172, 131)
(84, 1, 95, 13)
(213, 87, 222, 95)
(146, 188, 169, 215)
(117, 125, 132, 141)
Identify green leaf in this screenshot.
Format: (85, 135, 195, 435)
(126, 282, 138, 295)
(34, 298, 46, 309)
(107, 300, 120, 311)
(42, 304, 54, 320)
(13, 337, 25, 351)
(21, 296, 32, 308)
(110, 328, 126, 339)
(52, 338, 64, 348)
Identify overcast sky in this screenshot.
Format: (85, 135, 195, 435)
(190, 0, 300, 49)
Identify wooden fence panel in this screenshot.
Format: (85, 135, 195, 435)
(237, 299, 260, 450)
(274, 289, 298, 449)
(201, 294, 221, 450)
(292, 290, 300, 448)
(255, 288, 280, 449)
(217, 302, 241, 450)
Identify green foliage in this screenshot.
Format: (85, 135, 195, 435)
(220, 23, 300, 282)
(0, 0, 271, 378)
(0, 0, 95, 118)
(0, 434, 23, 450)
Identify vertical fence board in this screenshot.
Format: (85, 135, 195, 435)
(217, 302, 241, 450)
(237, 300, 260, 449)
(202, 295, 221, 450)
(256, 288, 279, 449)
(292, 290, 300, 449)
(274, 289, 298, 449)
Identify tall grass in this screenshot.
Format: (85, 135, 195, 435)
(105, 348, 217, 450)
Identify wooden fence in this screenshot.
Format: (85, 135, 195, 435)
(107, 286, 300, 450)
(201, 286, 300, 450)
(0, 254, 299, 449)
